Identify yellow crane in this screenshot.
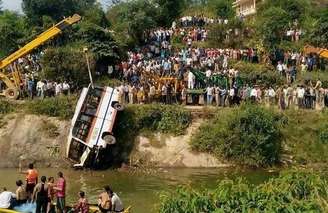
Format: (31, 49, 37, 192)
(0, 14, 81, 99)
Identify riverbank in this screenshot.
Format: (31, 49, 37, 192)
(0, 101, 327, 169)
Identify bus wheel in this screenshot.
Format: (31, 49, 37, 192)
(5, 88, 19, 100)
(102, 133, 116, 145)
(113, 103, 124, 111)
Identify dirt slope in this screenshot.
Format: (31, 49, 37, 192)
(0, 114, 224, 168)
(0, 114, 70, 168)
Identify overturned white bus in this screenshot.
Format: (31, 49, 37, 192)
(66, 86, 123, 168)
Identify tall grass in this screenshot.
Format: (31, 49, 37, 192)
(159, 171, 328, 213)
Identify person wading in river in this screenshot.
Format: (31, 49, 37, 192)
(32, 176, 49, 213)
(19, 162, 38, 201)
(54, 172, 66, 213)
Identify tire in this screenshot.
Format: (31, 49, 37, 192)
(4, 88, 19, 100)
(113, 103, 124, 111)
(102, 133, 116, 145)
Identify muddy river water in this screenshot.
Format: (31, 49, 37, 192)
(0, 168, 277, 212)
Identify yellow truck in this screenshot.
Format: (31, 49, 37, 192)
(0, 14, 81, 99)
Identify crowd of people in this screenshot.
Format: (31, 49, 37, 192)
(114, 16, 328, 110)
(21, 75, 71, 99)
(178, 16, 228, 28)
(0, 163, 124, 213)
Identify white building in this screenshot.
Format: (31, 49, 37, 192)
(233, 0, 259, 17)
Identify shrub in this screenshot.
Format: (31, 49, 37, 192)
(0, 100, 14, 114)
(159, 171, 328, 213)
(232, 61, 284, 86)
(318, 125, 328, 144)
(25, 95, 77, 120)
(191, 104, 284, 167)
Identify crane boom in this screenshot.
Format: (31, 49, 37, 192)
(0, 14, 81, 69)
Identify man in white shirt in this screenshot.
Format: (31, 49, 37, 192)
(62, 81, 70, 95)
(111, 192, 124, 212)
(277, 61, 283, 74)
(0, 188, 16, 209)
(297, 85, 305, 108)
(250, 87, 257, 102)
(55, 83, 63, 96)
(188, 71, 195, 89)
(268, 87, 276, 105)
(206, 86, 214, 105)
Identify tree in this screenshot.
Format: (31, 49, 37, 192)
(0, 11, 27, 58)
(259, 0, 310, 22)
(308, 9, 328, 48)
(107, 0, 159, 46)
(22, 0, 96, 25)
(155, 0, 186, 27)
(258, 7, 290, 49)
(77, 22, 121, 73)
(41, 44, 95, 88)
(209, 0, 235, 19)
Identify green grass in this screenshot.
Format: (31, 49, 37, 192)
(24, 95, 77, 120)
(282, 109, 328, 165)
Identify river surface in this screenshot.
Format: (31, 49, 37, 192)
(0, 168, 277, 213)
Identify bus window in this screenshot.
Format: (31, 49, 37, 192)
(68, 139, 87, 162)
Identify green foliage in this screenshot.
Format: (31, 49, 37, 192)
(257, 7, 290, 49)
(232, 61, 284, 86)
(22, 0, 96, 25)
(107, 0, 159, 47)
(155, 0, 186, 27)
(308, 8, 328, 48)
(0, 100, 14, 114)
(41, 44, 94, 88)
(0, 11, 27, 58)
(318, 125, 328, 144)
(119, 104, 192, 135)
(209, 0, 235, 19)
(191, 104, 284, 167)
(281, 109, 328, 164)
(159, 171, 328, 213)
(77, 22, 121, 65)
(259, 0, 311, 22)
(24, 95, 77, 119)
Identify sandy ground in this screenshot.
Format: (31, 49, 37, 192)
(132, 120, 229, 168)
(0, 114, 70, 168)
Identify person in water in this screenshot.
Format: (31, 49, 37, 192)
(69, 191, 89, 213)
(15, 180, 27, 206)
(47, 177, 55, 213)
(107, 187, 124, 213)
(98, 186, 111, 213)
(32, 176, 49, 213)
(19, 162, 38, 201)
(54, 172, 66, 213)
